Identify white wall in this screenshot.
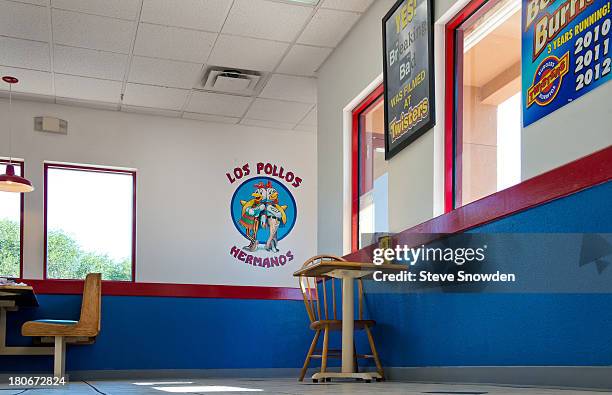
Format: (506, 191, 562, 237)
(0, 99, 317, 287)
(317, 0, 395, 255)
(521, 86, 612, 180)
(316, 0, 611, 256)
(317, 0, 459, 255)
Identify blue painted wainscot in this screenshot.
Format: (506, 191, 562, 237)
(366, 180, 612, 367)
(2, 296, 312, 372)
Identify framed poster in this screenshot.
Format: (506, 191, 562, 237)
(522, 0, 611, 126)
(382, 0, 435, 160)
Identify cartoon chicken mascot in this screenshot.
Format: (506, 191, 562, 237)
(264, 183, 287, 252)
(239, 182, 267, 251)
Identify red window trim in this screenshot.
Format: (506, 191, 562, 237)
(16, 278, 303, 300)
(345, 146, 612, 262)
(351, 83, 385, 252)
(43, 162, 137, 282)
(0, 159, 25, 279)
(445, 0, 508, 211)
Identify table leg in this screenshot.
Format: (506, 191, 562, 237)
(341, 275, 354, 373)
(0, 307, 7, 348)
(310, 271, 382, 382)
(0, 305, 53, 356)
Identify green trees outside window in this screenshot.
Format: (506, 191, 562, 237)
(0, 219, 19, 278)
(0, 218, 131, 281)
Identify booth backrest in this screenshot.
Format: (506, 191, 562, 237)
(78, 273, 102, 334)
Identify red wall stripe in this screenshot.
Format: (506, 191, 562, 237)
(20, 279, 304, 300)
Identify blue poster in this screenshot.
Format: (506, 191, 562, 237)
(522, 0, 611, 126)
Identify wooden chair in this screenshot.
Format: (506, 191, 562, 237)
(297, 255, 384, 381)
(22, 273, 102, 377)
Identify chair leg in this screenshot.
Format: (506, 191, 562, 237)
(320, 326, 329, 373)
(364, 326, 384, 379)
(353, 342, 359, 373)
(53, 336, 66, 378)
(299, 330, 320, 381)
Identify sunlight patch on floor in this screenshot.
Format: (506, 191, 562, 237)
(152, 385, 263, 393)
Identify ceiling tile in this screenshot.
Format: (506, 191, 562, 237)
(54, 45, 128, 81)
(0, 0, 49, 41)
(300, 106, 317, 126)
(0, 91, 55, 103)
(0, 66, 52, 95)
(134, 23, 216, 63)
(222, 0, 312, 42)
(0, 37, 50, 70)
(186, 91, 252, 117)
(51, 0, 141, 20)
(297, 8, 360, 47)
(128, 56, 202, 89)
(259, 74, 316, 103)
(293, 123, 316, 133)
(183, 112, 240, 124)
(54, 74, 122, 103)
(208, 35, 288, 71)
(277, 45, 331, 76)
(321, 0, 373, 12)
(11, 0, 48, 6)
(140, 0, 232, 32)
(52, 9, 135, 53)
(122, 105, 181, 118)
(123, 83, 189, 110)
(246, 98, 311, 123)
(56, 97, 120, 111)
(241, 118, 295, 130)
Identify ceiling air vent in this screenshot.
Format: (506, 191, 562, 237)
(197, 67, 264, 96)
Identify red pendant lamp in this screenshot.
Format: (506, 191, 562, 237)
(0, 76, 34, 193)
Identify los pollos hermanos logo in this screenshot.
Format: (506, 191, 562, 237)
(227, 162, 300, 269)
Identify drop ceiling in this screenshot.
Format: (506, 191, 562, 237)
(0, 0, 375, 132)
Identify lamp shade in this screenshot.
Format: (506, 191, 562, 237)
(0, 164, 34, 193)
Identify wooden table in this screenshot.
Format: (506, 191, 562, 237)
(293, 261, 406, 382)
(0, 285, 53, 355)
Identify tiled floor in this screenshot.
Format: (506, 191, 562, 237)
(0, 378, 610, 394)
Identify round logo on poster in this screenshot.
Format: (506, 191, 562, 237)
(528, 53, 569, 107)
(230, 176, 297, 253)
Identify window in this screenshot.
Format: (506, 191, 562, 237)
(45, 164, 136, 281)
(0, 160, 23, 278)
(352, 85, 389, 250)
(450, 0, 522, 208)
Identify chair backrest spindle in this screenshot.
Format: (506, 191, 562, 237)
(331, 280, 337, 320)
(298, 255, 346, 324)
(321, 278, 328, 320)
(314, 280, 321, 321)
(358, 278, 364, 321)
